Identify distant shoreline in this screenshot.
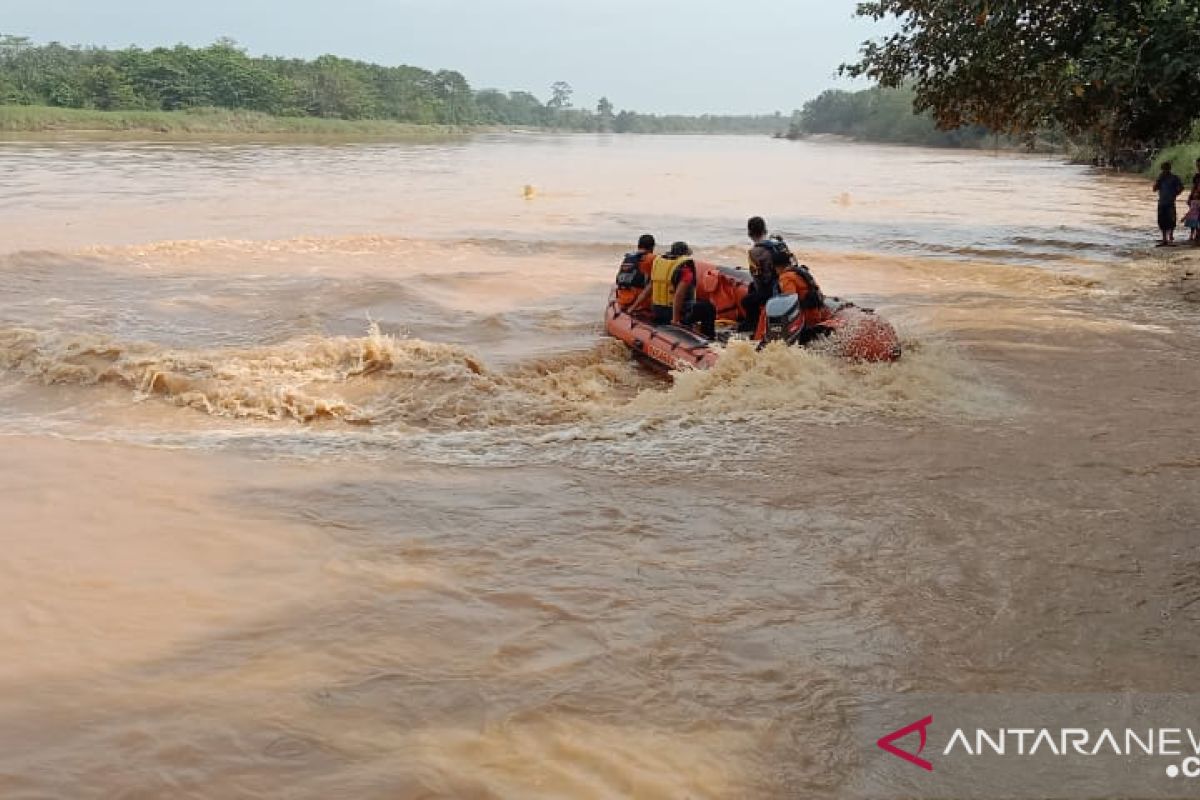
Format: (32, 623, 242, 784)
(0, 105, 475, 140)
(0, 105, 791, 141)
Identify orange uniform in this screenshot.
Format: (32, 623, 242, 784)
(616, 252, 655, 307)
(778, 268, 829, 327)
(778, 269, 810, 301)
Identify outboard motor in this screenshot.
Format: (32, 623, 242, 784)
(763, 293, 804, 344)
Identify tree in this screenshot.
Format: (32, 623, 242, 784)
(0, 34, 32, 60)
(844, 0, 1200, 161)
(0, 36, 795, 135)
(474, 88, 507, 123)
(305, 55, 376, 118)
(81, 65, 138, 110)
(596, 96, 614, 131)
(613, 109, 637, 133)
(548, 80, 573, 109)
(787, 86, 990, 147)
(361, 63, 440, 123)
(120, 47, 202, 110)
(432, 69, 475, 125)
(507, 90, 550, 125)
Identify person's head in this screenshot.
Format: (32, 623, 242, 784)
(637, 234, 656, 253)
(668, 241, 692, 258)
(768, 241, 793, 268)
(747, 216, 767, 241)
(1162, 161, 1173, 174)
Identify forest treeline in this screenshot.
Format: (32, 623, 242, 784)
(789, 84, 1200, 170)
(786, 86, 997, 148)
(0, 36, 787, 134)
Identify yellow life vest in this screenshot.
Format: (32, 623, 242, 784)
(651, 255, 691, 307)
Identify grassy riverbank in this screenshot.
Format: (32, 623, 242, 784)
(1152, 141, 1200, 173)
(0, 105, 466, 138)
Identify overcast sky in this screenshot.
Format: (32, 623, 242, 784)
(4, 0, 882, 114)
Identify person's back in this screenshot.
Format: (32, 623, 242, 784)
(743, 216, 829, 332)
(1154, 162, 1185, 245)
(615, 234, 656, 309)
(777, 262, 828, 326)
(649, 241, 716, 338)
(745, 216, 776, 280)
(650, 243, 695, 320)
(1156, 165, 1184, 203)
(741, 216, 778, 332)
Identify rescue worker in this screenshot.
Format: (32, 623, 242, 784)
(615, 234, 656, 310)
(638, 240, 716, 338)
(741, 216, 777, 332)
(745, 216, 827, 330)
(771, 251, 826, 329)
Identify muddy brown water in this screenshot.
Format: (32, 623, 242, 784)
(0, 133, 1197, 799)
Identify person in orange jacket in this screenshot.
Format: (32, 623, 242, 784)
(746, 218, 827, 330)
(615, 234, 657, 310)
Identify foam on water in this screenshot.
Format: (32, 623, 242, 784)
(0, 319, 1007, 435)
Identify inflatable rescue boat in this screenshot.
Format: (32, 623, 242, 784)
(605, 260, 901, 371)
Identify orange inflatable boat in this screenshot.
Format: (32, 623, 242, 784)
(604, 260, 901, 371)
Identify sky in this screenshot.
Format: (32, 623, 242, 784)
(3, 0, 882, 115)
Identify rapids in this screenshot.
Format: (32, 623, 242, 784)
(0, 133, 1197, 799)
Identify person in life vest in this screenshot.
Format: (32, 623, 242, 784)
(766, 245, 827, 328)
(746, 216, 827, 330)
(632, 240, 716, 338)
(615, 234, 657, 311)
(741, 216, 778, 332)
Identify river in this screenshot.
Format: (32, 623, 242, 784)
(0, 133, 1197, 799)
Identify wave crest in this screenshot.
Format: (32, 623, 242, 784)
(0, 324, 1003, 431)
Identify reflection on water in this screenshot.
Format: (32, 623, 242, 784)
(0, 134, 1197, 799)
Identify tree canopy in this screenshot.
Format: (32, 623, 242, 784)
(844, 0, 1200, 160)
(0, 36, 789, 135)
(788, 86, 994, 147)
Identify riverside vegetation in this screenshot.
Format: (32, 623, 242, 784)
(785, 86, 996, 148)
(0, 35, 788, 135)
(844, 1, 1200, 169)
(5, 23, 1197, 165)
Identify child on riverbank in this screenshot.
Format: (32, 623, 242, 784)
(1186, 196, 1200, 245)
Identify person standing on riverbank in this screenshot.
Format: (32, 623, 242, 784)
(1154, 161, 1185, 246)
(1187, 158, 1200, 246)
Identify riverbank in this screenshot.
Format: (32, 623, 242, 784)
(0, 105, 471, 139)
(1159, 247, 1200, 303)
(0, 105, 785, 140)
(1153, 141, 1200, 172)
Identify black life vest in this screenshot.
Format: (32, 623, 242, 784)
(758, 236, 795, 268)
(750, 236, 792, 292)
(616, 252, 648, 289)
